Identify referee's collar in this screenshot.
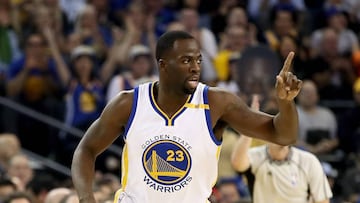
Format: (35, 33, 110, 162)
(265, 145, 293, 165)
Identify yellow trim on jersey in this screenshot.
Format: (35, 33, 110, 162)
(216, 145, 221, 160)
(211, 146, 222, 188)
(150, 82, 191, 126)
(113, 188, 123, 203)
(184, 103, 209, 109)
(121, 144, 129, 189)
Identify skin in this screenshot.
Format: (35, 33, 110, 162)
(71, 38, 302, 202)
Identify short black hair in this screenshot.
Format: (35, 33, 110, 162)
(3, 191, 33, 203)
(0, 178, 16, 190)
(26, 173, 56, 196)
(155, 31, 194, 60)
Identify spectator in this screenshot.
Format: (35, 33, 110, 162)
(214, 25, 249, 83)
(0, 178, 17, 201)
(210, 1, 247, 40)
(42, 0, 71, 35)
(29, 5, 65, 52)
(264, 5, 300, 52)
(44, 188, 71, 203)
(338, 77, 360, 154)
(6, 32, 69, 156)
(178, 7, 218, 83)
(321, 162, 341, 203)
(6, 154, 34, 192)
(93, 173, 120, 202)
(121, 2, 157, 49)
(232, 95, 333, 203)
(26, 173, 57, 203)
(296, 80, 339, 157)
(340, 153, 360, 203)
(217, 177, 250, 203)
(59, 0, 86, 25)
(217, 127, 240, 180)
(311, 6, 358, 57)
(0, 133, 21, 178)
(247, 0, 305, 29)
(0, 0, 21, 74)
(306, 28, 347, 101)
(72, 4, 112, 59)
(216, 53, 241, 99)
(58, 45, 105, 167)
(225, 7, 258, 46)
(277, 35, 307, 79)
(3, 191, 34, 203)
(142, 0, 176, 37)
(106, 44, 157, 102)
(59, 192, 78, 203)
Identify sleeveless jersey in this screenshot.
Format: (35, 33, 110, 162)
(114, 82, 222, 203)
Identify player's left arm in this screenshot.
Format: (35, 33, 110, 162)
(210, 52, 302, 145)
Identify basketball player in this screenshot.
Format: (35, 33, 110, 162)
(71, 31, 302, 203)
(231, 95, 332, 203)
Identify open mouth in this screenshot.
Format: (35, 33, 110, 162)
(187, 76, 199, 88)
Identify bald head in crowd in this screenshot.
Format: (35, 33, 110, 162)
(297, 80, 319, 109)
(0, 134, 21, 170)
(44, 188, 72, 203)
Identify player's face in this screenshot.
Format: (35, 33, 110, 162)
(166, 39, 202, 94)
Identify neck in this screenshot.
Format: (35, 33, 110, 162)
(268, 145, 290, 161)
(154, 82, 190, 117)
(302, 105, 316, 113)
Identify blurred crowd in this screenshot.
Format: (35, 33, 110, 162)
(0, 0, 360, 202)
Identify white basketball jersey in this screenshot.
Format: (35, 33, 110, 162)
(114, 82, 222, 203)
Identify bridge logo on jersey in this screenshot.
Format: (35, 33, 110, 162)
(142, 140, 192, 185)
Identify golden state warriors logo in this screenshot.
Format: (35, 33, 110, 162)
(142, 140, 192, 185)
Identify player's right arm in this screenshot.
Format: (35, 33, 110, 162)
(71, 91, 134, 203)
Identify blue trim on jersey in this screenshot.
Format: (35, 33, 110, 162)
(149, 83, 169, 126)
(123, 87, 139, 139)
(203, 86, 222, 146)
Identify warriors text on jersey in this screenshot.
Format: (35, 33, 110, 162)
(114, 82, 222, 203)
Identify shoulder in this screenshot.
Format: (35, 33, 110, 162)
(206, 85, 248, 122)
(248, 145, 267, 156)
(107, 89, 134, 110)
(292, 147, 320, 164)
(207, 86, 235, 99)
(100, 89, 135, 126)
(317, 106, 335, 117)
(8, 56, 25, 73)
(248, 145, 267, 165)
(207, 86, 243, 108)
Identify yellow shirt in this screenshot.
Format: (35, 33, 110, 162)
(213, 50, 232, 81)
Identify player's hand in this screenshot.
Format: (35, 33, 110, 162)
(275, 51, 302, 101)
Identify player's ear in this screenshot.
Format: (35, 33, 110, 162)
(158, 59, 166, 70)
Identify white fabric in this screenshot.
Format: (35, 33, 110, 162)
(106, 73, 158, 103)
(297, 106, 337, 142)
(311, 28, 358, 55)
(248, 146, 333, 203)
(117, 82, 220, 203)
(60, 0, 86, 23)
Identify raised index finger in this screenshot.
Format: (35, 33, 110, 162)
(279, 51, 294, 76)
